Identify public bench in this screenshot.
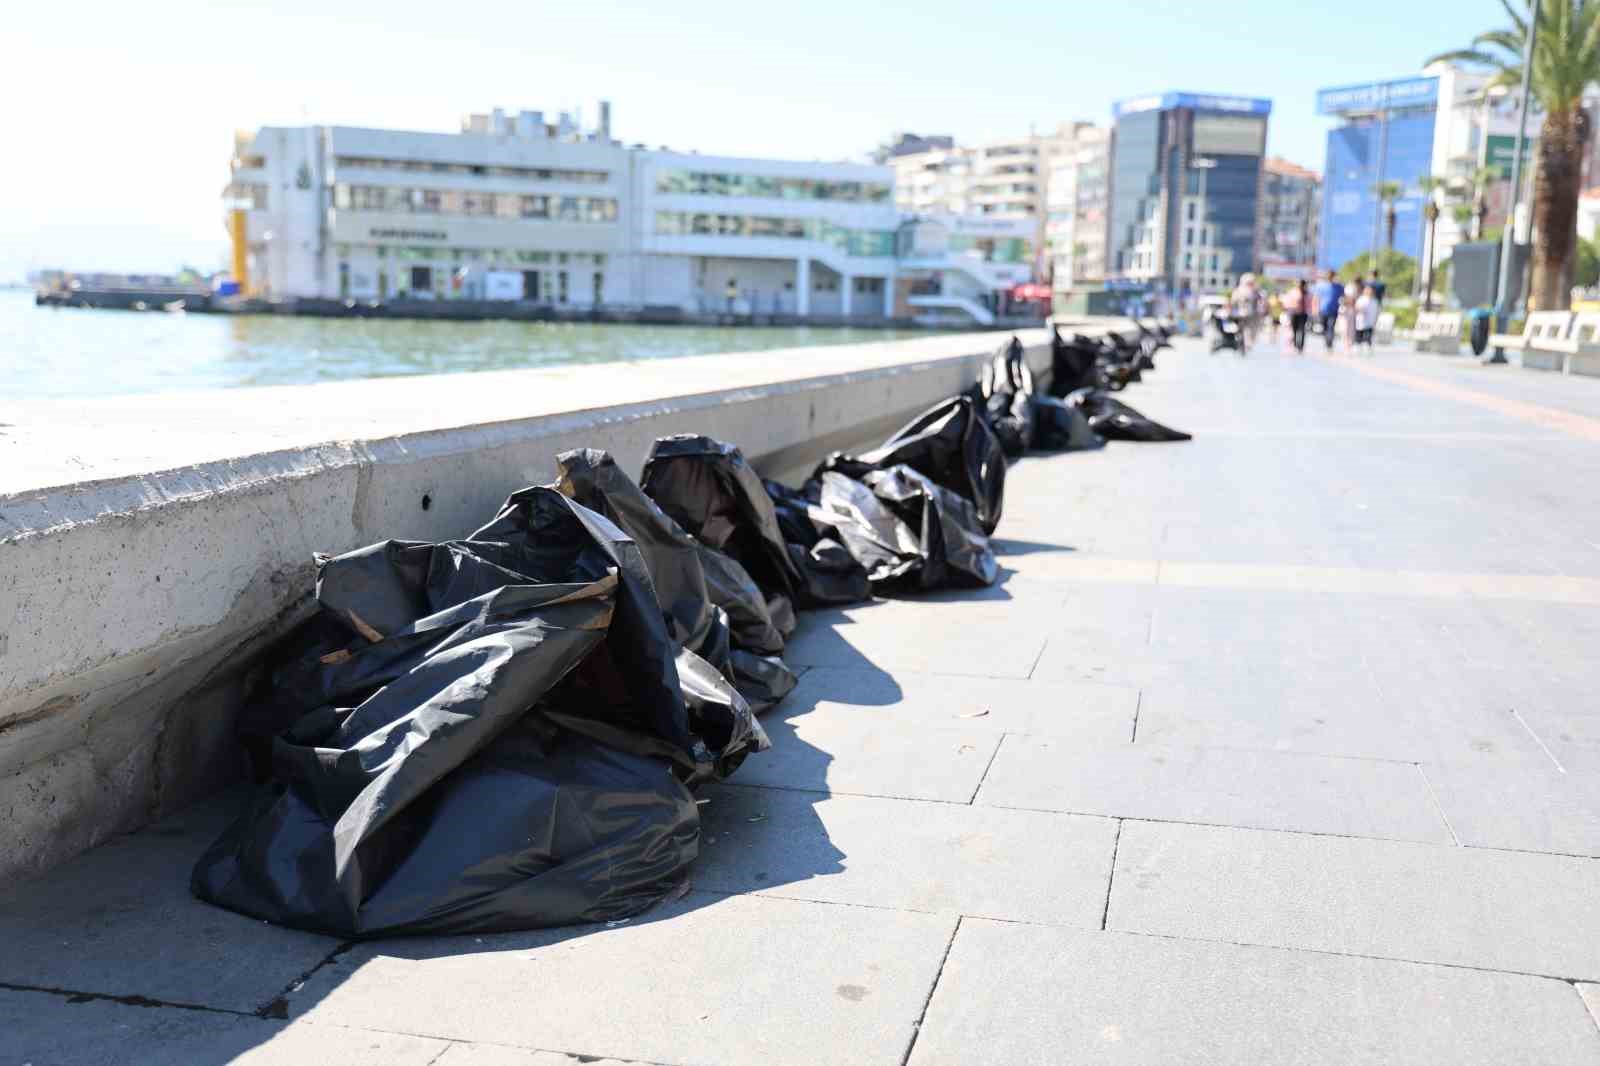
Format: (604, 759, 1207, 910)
(1536, 310, 1600, 376)
(1403, 310, 1463, 354)
(1488, 311, 1574, 369)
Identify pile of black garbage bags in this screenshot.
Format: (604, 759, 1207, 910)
(193, 329, 1189, 938)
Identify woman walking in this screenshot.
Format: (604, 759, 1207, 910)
(1354, 284, 1380, 353)
(1342, 274, 1363, 353)
(1282, 278, 1310, 354)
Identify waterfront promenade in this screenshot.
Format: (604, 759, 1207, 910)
(5, 336, 1600, 1063)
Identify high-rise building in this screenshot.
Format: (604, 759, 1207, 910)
(1316, 62, 1546, 282)
(1106, 92, 1272, 294)
(1045, 125, 1111, 286)
(1260, 157, 1322, 271)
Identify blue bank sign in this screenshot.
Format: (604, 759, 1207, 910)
(1316, 76, 1439, 115)
(1113, 92, 1273, 118)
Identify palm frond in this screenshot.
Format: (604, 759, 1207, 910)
(1496, 0, 1528, 39)
(1424, 48, 1507, 70)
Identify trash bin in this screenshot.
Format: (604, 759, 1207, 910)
(1469, 307, 1493, 356)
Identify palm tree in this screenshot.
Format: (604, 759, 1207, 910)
(1463, 164, 1497, 240)
(1374, 181, 1404, 250)
(1453, 201, 1477, 230)
(1417, 175, 1448, 308)
(1429, 0, 1599, 310)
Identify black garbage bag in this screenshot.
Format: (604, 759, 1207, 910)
(853, 395, 1006, 535)
(557, 447, 795, 710)
(975, 337, 1035, 458)
(816, 460, 998, 589)
(193, 490, 742, 938)
(761, 475, 873, 608)
(1049, 327, 1105, 396)
(641, 435, 867, 609)
(1066, 387, 1193, 442)
(640, 435, 800, 615)
(1031, 394, 1106, 451)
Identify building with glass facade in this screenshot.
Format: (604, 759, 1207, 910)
(1106, 92, 1272, 296)
(226, 105, 1028, 323)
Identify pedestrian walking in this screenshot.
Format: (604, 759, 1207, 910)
(1267, 289, 1283, 346)
(1355, 284, 1381, 352)
(1282, 278, 1310, 353)
(1343, 275, 1363, 353)
(1313, 270, 1343, 352)
(1370, 269, 1387, 304)
(1231, 273, 1265, 353)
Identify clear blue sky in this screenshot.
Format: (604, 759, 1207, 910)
(1, 0, 1506, 280)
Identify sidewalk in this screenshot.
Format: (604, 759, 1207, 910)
(5, 337, 1600, 1064)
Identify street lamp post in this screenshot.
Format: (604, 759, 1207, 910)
(1492, 0, 1540, 363)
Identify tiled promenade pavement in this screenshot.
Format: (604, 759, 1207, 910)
(6, 337, 1600, 1064)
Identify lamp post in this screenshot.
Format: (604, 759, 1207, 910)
(1492, 0, 1539, 363)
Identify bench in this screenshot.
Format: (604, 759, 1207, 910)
(1405, 311, 1463, 354)
(1488, 311, 1574, 369)
(1535, 310, 1600, 376)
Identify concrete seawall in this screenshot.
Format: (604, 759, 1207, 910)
(0, 324, 1107, 882)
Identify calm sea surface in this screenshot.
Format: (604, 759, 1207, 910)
(0, 291, 925, 401)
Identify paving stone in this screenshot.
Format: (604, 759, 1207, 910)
(976, 735, 1453, 843)
(905, 918, 1600, 1066)
(434, 1044, 643, 1065)
(1421, 761, 1600, 856)
(781, 665, 1138, 743)
(0, 792, 339, 1013)
(733, 710, 1001, 802)
(289, 892, 955, 1066)
(782, 607, 1047, 678)
(1108, 820, 1600, 980)
(0, 987, 447, 1066)
(694, 785, 1117, 925)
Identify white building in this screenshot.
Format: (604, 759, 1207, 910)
(1044, 125, 1111, 288)
(225, 104, 1021, 323)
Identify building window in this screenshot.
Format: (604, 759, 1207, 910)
(1186, 201, 1196, 221)
(1185, 227, 1194, 246)
(593, 272, 604, 304)
(558, 271, 569, 303)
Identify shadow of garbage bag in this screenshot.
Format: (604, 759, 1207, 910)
(193, 489, 765, 939)
(1065, 387, 1193, 442)
(851, 395, 1006, 535)
(811, 459, 998, 590)
(641, 434, 868, 610)
(557, 447, 796, 714)
(973, 336, 1035, 459)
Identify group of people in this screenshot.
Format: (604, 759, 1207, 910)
(1217, 271, 1387, 355)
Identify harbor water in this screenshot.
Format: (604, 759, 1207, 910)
(0, 291, 925, 401)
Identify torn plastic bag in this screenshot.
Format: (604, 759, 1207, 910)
(556, 447, 794, 709)
(1031, 394, 1106, 451)
(853, 395, 1006, 535)
(193, 490, 747, 937)
(1066, 387, 1193, 442)
(975, 337, 1035, 458)
(817, 460, 998, 589)
(641, 435, 867, 609)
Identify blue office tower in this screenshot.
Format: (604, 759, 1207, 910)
(1317, 77, 1439, 273)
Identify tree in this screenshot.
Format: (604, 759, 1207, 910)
(1452, 202, 1477, 230)
(1374, 181, 1405, 250)
(1577, 235, 1600, 287)
(1429, 0, 1599, 310)
(1461, 164, 1497, 240)
(1338, 249, 1419, 296)
(1417, 175, 1448, 308)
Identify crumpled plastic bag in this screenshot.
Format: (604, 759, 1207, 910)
(853, 395, 1006, 535)
(814, 459, 998, 589)
(1031, 394, 1105, 451)
(557, 447, 795, 714)
(1066, 387, 1193, 442)
(641, 434, 867, 610)
(975, 337, 1035, 458)
(1049, 326, 1105, 396)
(192, 489, 751, 938)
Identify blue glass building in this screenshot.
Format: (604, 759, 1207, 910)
(1316, 77, 1439, 273)
(1108, 92, 1272, 295)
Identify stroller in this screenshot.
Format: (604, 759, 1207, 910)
(1205, 307, 1245, 354)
